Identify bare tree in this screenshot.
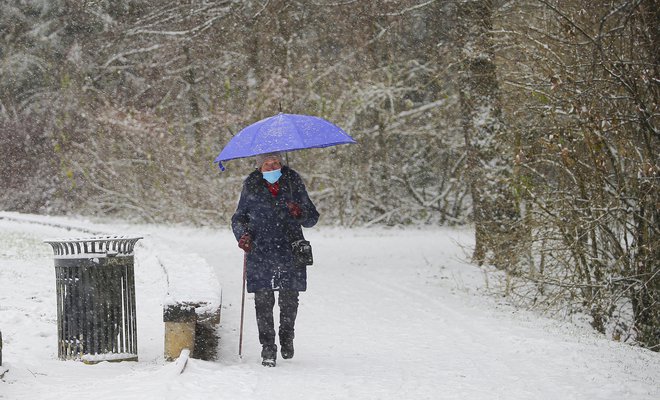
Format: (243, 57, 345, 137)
(451, 0, 522, 269)
(493, 0, 658, 349)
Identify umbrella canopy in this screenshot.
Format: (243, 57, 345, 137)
(214, 113, 356, 170)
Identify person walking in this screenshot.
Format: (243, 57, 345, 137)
(231, 152, 319, 367)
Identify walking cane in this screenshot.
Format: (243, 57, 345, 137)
(239, 253, 247, 358)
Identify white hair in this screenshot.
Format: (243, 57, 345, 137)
(255, 152, 284, 168)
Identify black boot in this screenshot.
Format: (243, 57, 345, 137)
(278, 290, 299, 360)
(280, 339, 294, 359)
(255, 291, 277, 367)
(261, 344, 277, 367)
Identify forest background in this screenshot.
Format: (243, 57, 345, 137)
(0, 1, 657, 350)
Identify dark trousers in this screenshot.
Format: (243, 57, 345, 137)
(254, 290, 299, 346)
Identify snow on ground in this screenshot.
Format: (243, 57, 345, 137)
(0, 213, 659, 400)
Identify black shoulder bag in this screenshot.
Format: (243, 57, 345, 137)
(291, 237, 313, 266)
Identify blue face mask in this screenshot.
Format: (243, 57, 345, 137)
(262, 168, 282, 184)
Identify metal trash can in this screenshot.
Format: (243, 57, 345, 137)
(44, 236, 142, 363)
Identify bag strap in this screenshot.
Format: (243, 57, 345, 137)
(283, 168, 306, 243)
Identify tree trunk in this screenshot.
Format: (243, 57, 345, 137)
(183, 45, 202, 150)
(632, 180, 660, 349)
(456, 0, 521, 269)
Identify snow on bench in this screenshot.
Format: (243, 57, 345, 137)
(156, 247, 222, 361)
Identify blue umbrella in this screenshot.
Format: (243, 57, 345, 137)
(214, 113, 357, 170)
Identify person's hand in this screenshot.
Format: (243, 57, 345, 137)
(238, 233, 252, 252)
(287, 202, 302, 219)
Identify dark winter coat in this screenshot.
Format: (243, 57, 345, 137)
(231, 166, 319, 293)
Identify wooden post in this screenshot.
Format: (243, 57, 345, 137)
(163, 304, 197, 361)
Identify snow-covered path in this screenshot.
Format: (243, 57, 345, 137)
(1, 215, 658, 400)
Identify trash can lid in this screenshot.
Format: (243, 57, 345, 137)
(44, 235, 143, 258)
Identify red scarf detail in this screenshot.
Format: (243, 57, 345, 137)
(266, 181, 280, 197)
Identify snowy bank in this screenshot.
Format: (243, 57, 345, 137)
(1, 214, 659, 400)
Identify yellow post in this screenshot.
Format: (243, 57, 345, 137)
(163, 304, 197, 361)
(164, 321, 196, 361)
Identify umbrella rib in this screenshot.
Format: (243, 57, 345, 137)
(293, 116, 307, 149)
(250, 115, 273, 156)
